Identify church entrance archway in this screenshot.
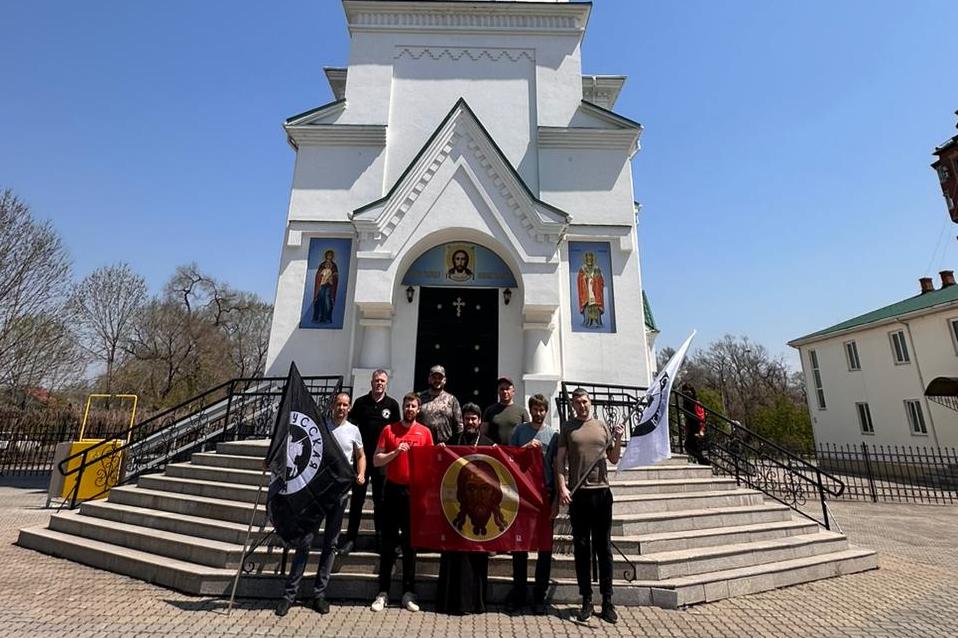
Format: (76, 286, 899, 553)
(414, 287, 498, 408)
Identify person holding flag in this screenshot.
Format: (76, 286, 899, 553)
(262, 365, 358, 618)
(555, 388, 624, 624)
(370, 392, 434, 613)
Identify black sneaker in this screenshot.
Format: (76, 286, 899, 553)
(576, 597, 593, 622)
(275, 598, 291, 617)
(337, 539, 355, 556)
(600, 599, 618, 624)
(312, 596, 330, 614)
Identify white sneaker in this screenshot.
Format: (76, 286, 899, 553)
(401, 592, 420, 612)
(370, 592, 388, 612)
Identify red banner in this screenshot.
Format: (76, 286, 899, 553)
(409, 445, 553, 553)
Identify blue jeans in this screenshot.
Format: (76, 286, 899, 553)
(282, 494, 348, 601)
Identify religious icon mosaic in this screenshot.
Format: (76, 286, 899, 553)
(568, 241, 616, 333)
(300, 237, 352, 329)
(402, 241, 517, 288)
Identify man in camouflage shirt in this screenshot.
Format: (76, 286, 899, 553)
(417, 365, 462, 444)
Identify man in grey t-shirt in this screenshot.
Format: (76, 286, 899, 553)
(555, 388, 624, 624)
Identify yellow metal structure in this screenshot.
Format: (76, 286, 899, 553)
(60, 394, 138, 501)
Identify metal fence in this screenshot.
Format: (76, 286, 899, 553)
(0, 407, 132, 477)
(810, 442, 958, 504)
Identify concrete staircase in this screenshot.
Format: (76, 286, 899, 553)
(17, 439, 877, 608)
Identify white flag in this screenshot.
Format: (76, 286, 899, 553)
(619, 331, 696, 469)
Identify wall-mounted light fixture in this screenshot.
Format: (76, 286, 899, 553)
(406, 286, 415, 303)
(503, 288, 512, 305)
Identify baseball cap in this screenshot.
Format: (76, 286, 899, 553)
(429, 365, 446, 376)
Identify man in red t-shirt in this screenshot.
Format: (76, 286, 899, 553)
(370, 392, 433, 613)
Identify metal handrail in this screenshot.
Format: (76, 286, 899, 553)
(57, 374, 343, 509)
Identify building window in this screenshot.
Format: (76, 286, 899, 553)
(889, 330, 910, 364)
(904, 399, 927, 435)
(950, 318, 958, 355)
(856, 402, 874, 434)
(809, 349, 826, 409)
(844, 340, 861, 371)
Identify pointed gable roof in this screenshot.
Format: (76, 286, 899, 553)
(351, 98, 570, 242)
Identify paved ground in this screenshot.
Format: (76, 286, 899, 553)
(2, 477, 956, 637)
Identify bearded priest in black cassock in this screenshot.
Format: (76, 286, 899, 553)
(435, 402, 494, 615)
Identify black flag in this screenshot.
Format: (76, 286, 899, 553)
(265, 362, 353, 544)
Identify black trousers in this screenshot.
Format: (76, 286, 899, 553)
(345, 466, 385, 544)
(569, 487, 613, 599)
(511, 549, 552, 603)
(378, 481, 417, 594)
(685, 434, 710, 465)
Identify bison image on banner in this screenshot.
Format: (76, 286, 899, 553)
(409, 445, 553, 553)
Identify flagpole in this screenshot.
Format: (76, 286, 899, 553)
(226, 465, 269, 616)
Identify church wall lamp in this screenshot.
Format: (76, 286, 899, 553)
(503, 288, 512, 305)
(406, 286, 415, 303)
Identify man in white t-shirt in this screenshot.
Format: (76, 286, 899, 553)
(277, 392, 366, 616)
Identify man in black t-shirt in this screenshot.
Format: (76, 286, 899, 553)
(482, 376, 530, 445)
(338, 369, 400, 555)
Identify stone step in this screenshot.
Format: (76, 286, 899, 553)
(216, 439, 270, 459)
(191, 452, 266, 472)
(48, 511, 247, 569)
(553, 519, 821, 555)
(108, 485, 265, 526)
(16, 525, 877, 606)
(607, 503, 794, 536)
(166, 463, 271, 487)
(79, 500, 260, 546)
(610, 464, 716, 481)
(634, 532, 849, 580)
(608, 477, 738, 495)
(137, 475, 264, 504)
(610, 490, 764, 515)
(650, 547, 878, 608)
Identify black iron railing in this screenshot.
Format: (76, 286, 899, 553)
(812, 442, 958, 504)
(556, 382, 846, 530)
(670, 389, 846, 529)
(56, 375, 344, 508)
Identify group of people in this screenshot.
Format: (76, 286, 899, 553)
(276, 367, 624, 625)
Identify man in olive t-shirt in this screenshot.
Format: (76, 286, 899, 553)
(555, 387, 624, 625)
(482, 376, 530, 445)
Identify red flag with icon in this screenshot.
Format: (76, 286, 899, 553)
(409, 445, 554, 552)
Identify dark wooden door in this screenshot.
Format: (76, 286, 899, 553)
(414, 287, 498, 409)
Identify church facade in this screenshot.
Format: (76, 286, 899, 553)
(265, 0, 656, 412)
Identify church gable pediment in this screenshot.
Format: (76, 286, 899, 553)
(351, 99, 569, 248)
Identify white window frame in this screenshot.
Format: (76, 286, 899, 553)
(808, 349, 826, 410)
(855, 402, 874, 435)
(949, 317, 958, 356)
(843, 340, 861, 371)
(904, 399, 927, 435)
(889, 330, 910, 365)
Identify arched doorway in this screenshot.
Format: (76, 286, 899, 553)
(402, 241, 518, 408)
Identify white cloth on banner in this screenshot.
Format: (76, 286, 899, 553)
(619, 331, 696, 469)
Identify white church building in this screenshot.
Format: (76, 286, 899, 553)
(265, 0, 656, 410)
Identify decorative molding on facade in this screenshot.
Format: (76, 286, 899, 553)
(581, 75, 626, 110)
(538, 127, 640, 153)
(344, 0, 590, 35)
(324, 67, 347, 101)
(395, 46, 533, 64)
(285, 124, 387, 148)
(351, 99, 568, 246)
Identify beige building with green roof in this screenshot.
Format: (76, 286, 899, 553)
(789, 271, 958, 448)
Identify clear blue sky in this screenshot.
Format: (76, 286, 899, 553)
(2, 1, 956, 367)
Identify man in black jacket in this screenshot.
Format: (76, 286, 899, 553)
(338, 369, 400, 555)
